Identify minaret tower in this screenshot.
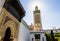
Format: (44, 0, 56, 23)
(33, 6, 42, 31)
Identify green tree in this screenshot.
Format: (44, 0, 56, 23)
(45, 33, 49, 41)
(51, 30, 54, 41)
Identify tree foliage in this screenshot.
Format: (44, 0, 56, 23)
(45, 30, 59, 41)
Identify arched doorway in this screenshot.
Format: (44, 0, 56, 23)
(3, 27, 11, 41)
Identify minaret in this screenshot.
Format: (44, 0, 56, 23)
(33, 6, 42, 31)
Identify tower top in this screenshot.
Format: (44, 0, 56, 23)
(34, 6, 40, 13)
(35, 6, 38, 11)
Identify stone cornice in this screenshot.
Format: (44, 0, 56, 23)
(30, 31, 45, 34)
(3, 0, 25, 22)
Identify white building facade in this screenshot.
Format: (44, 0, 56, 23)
(30, 29, 60, 41)
(18, 20, 30, 41)
(30, 31, 46, 41)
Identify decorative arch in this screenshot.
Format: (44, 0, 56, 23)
(3, 20, 17, 41)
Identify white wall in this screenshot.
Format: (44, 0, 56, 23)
(40, 33, 46, 41)
(30, 34, 35, 41)
(0, 0, 5, 13)
(18, 22, 30, 41)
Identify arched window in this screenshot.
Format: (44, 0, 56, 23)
(32, 38, 33, 41)
(42, 37, 44, 41)
(35, 34, 40, 39)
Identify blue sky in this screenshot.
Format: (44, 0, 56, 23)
(20, 0, 60, 30)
